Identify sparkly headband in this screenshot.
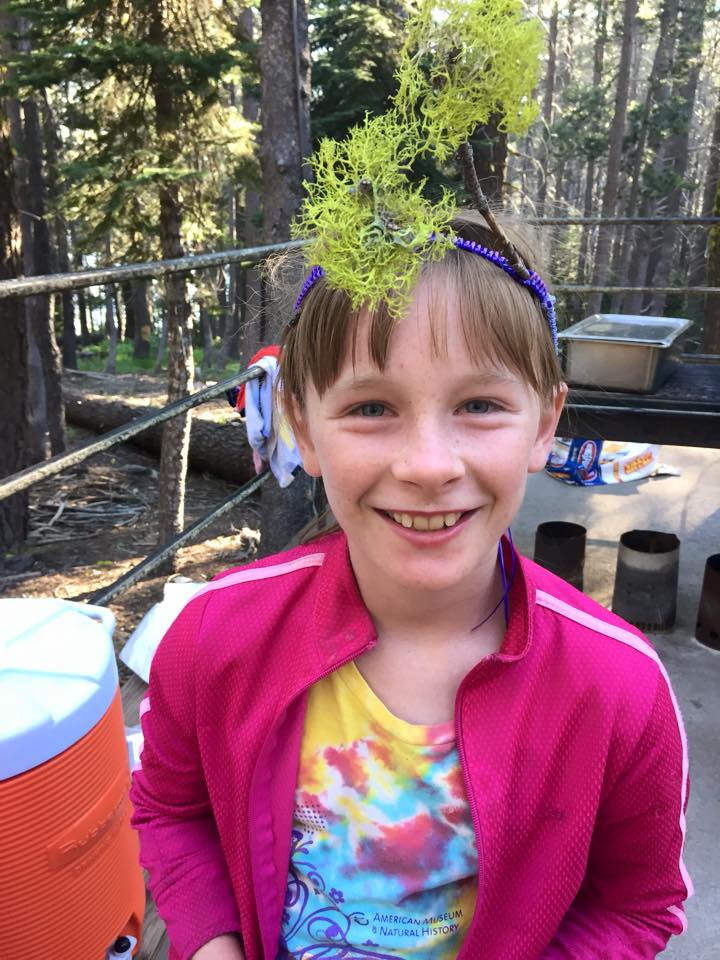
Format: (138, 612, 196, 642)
(291, 239, 559, 353)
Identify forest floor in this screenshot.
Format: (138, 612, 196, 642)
(0, 371, 262, 681)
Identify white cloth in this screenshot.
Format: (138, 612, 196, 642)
(244, 356, 302, 488)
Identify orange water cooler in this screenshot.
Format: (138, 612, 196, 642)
(0, 599, 145, 960)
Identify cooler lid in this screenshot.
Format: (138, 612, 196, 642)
(0, 599, 117, 780)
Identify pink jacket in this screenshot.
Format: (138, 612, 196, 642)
(130, 531, 691, 960)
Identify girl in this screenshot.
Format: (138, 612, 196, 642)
(131, 3, 690, 955)
(130, 212, 690, 960)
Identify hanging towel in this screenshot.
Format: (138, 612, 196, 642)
(227, 345, 282, 413)
(244, 354, 302, 487)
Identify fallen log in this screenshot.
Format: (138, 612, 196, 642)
(63, 385, 255, 485)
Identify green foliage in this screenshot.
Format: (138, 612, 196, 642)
(310, 1, 414, 144)
(297, 0, 542, 315)
(3, 1, 259, 264)
(551, 82, 610, 166)
(77, 335, 243, 381)
(78, 338, 156, 373)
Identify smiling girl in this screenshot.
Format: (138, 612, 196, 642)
(130, 212, 690, 960)
(130, 2, 690, 957)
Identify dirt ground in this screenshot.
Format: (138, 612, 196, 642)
(0, 372, 262, 682)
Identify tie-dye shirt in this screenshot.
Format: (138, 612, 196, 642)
(279, 660, 478, 959)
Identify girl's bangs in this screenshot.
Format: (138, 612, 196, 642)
(280, 211, 563, 411)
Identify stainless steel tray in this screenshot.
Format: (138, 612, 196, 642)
(558, 314, 691, 393)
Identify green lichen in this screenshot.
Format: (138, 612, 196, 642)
(294, 0, 542, 316)
(294, 113, 455, 316)
(394, 0, 543, 161)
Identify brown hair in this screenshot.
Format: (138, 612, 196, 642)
(277, 209, 563, 421)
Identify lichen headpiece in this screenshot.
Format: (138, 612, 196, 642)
(292, 0, 552, 340)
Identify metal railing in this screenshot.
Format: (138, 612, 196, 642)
(0, 364, 268, 602)
(1, 222, 719, 605)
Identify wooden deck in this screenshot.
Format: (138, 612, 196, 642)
(122, 673, 170, 960)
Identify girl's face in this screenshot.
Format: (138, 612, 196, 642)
(293, 281, 565, 603)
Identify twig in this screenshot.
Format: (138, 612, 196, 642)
(456, 140, 530, 280)
(0, 570, 45, 585)
(48, 500, 66, 527)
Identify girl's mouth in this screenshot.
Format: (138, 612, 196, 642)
(383, 510, 470, 532)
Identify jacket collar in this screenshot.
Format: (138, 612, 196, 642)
(308, 530, 534, 669)
(312, 531, 377, 670)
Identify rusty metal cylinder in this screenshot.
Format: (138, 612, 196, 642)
(612, 530, 680, 630)
(533, 521, 587, 591)
(695, 554, 720, 651)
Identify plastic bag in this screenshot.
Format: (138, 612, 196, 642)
(545, 437, 662, 486)
(119, 578, 206, 682)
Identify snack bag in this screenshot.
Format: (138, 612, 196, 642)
(545, 438, 660, 486)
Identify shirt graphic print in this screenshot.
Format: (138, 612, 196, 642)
(279, 660, 478, 959)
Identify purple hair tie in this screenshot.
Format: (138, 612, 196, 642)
(291, 241, 558, 352)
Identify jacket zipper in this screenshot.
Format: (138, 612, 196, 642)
(251, 635, 377, 958)
(454, 660, 493, 958)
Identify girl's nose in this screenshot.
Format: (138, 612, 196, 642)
(391, 419, 466, 488)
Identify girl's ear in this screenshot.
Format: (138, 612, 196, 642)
(288, 403, 323, 478)
(527, 384, 568, 474)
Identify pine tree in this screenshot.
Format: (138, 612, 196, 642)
(0, 99, 28, 549)
(310, 1, 413, 144)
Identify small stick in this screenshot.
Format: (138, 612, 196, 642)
(456, 140, 531, 280)
(0, 570, 45, 585)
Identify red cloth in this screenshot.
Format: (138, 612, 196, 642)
(131, 531, 690, 960)
(235, 345, 281, 412)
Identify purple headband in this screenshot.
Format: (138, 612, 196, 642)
(292, 238, 558, 353)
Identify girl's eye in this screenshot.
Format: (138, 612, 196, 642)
(463, 399, 494, 414)
(353, 402, 387, 417)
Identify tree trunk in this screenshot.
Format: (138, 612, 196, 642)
(260, 0, 310, 246)
(104, 287, 118, 373)
(470, 116, 508, 206)
(239, 5, 264, 363)
(216, 178, 241, 367)
(24, 95, 66, 455)
(114, 285, 126, 341)
(611, 0, 679, 312)
(69, 223, 91, 343)
(0, 104, 29, 549)
(40, 92, 77, 369)
(6, 94, 46, 462)
(703, 175, 720, 353)
(104, 233, 117, 373)
(573, 158, 597, 320)
(200, 305, 216, 370)
(587, 0, 638, 315)
(130, 278, 152, 359)
(154, 309, 168, 373)
(149, 7, 194, 561)
(77, 287, 90, 342)
(646, 0, 707, 315)
(688, 89, 720, 303)
(576, 0, 607, 300)
(122, 279, 136, 340)
(536, 0, 558, 217)
(259, 0, 315, 555)
(63, 386, 255, 483)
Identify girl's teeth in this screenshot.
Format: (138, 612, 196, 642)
(389, 512, 462, 530)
